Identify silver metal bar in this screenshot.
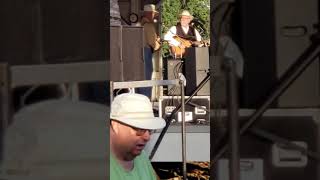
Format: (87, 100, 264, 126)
(112, 79, 179, 89)
(142, 27, 145, 63)
(225, 59, 240, 180)
(180, 80, 187, 180)
(11, 61, 108, 88)
(119, 26, 124, 81)
(110, 81, 114, 103)
(70, 82, 80, 101)
(120, 26, 123, 62)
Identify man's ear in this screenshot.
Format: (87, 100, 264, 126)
(110, 120, 119, 133)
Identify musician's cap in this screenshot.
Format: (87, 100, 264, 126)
(143, 4, 159, 14)
(179, 10, 193, 19)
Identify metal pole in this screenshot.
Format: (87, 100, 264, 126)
(0, 63, 12, 163)
(0, 63, 11, 132)
(224, 59, 240, 180)
(180, 80, 187, 180)
(110, 81, 114, 102)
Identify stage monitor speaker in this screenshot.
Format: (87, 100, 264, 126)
(164, 58, 183, 95)
(110, 26, 144, 82)
(184, 47, 210, 95)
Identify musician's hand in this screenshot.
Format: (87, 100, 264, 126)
(192, 41, 202, 47)
(179, 44, 186, 49)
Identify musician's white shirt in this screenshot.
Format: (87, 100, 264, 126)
(164, 26, 202, 46)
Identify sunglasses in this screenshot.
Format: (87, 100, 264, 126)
(111, 120, 157, 136)
(130, 126, 157, 136)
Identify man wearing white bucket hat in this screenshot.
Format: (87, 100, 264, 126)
(110, 93, 165, 180)
(164, 10, 203, 57)
(139, 4, 161, 98)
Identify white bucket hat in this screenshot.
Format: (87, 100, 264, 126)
(179, 10, 193, 19)
(143, 4, 159, 14)
(110, 93, 166, 130)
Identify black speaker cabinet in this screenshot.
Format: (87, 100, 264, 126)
(184, 47, 210, 95)
(110, 26, 144, 81)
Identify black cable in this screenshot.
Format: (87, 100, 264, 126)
(169, 61, 183, 95)
(120, 15, 130, 25)
(187, 101, 209, 113)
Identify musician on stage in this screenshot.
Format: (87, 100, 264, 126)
(139, 4, 161, 98)
(164, 10, 203, 57)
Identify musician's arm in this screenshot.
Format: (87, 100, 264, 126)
(164, 26, 180, 46)
(193, 28, 204, 47)
(144, 23, 161, 51)
(194, 28, 202, 42)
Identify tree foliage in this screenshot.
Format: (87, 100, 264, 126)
(160, 0, 210, 56)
